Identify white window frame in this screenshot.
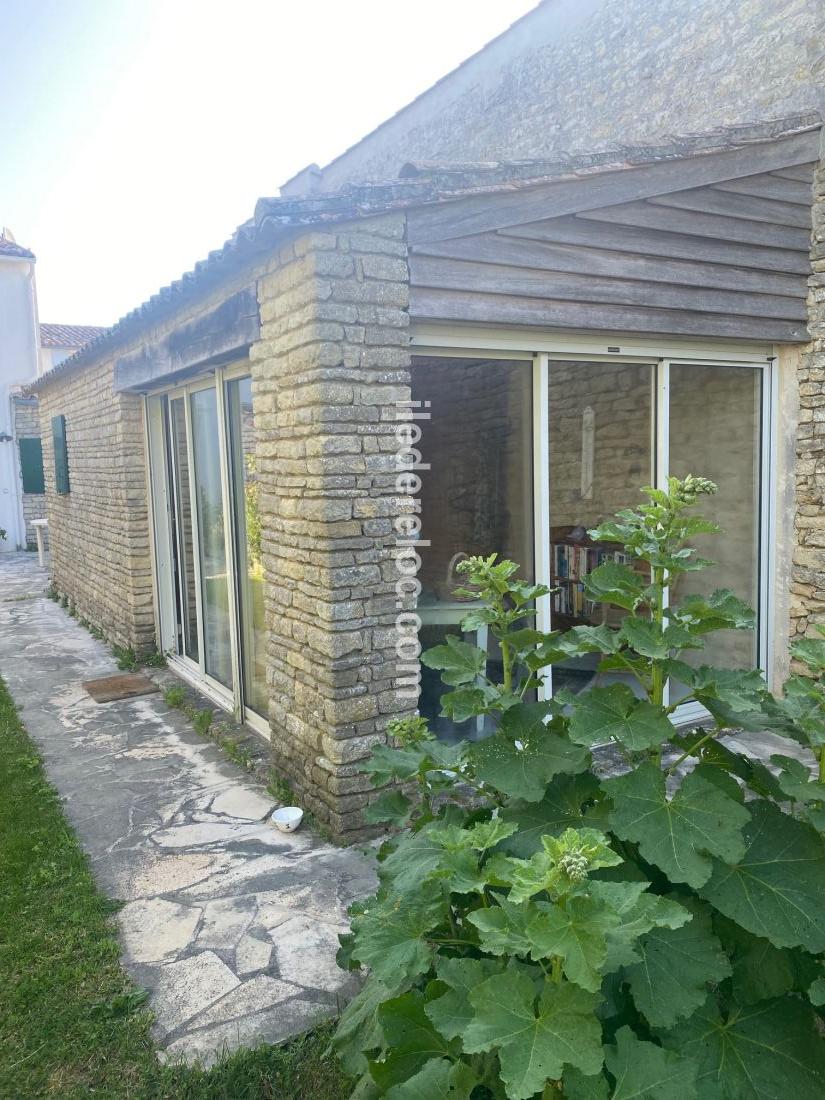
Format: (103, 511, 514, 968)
(410, 328, 776, 724)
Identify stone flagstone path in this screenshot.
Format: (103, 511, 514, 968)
(0, 552, 375, 1066)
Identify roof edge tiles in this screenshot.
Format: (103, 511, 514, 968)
(29, 113, 821, 393)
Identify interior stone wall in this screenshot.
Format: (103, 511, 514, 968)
(547, 360, 652, 533)
(251, 214, 414, 836)
(411, 356, 534, 597)
(36, 359, 155, 651)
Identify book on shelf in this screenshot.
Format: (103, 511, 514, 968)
(550, 541, 631, 619)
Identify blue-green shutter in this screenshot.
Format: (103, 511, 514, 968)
(19, 437, 45, 494)
(52, 415, 69, 494)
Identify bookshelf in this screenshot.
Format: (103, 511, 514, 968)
(549, 527, 632, 630)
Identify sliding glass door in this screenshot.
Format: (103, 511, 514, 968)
(411, 356, 534, 739)
(547, 360, 654, 696)
(189, 385, 233, 690)
(147, 365, 267, 731)
(412, 351, 770, 733)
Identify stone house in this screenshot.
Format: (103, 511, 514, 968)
(29, 0, 825, 835)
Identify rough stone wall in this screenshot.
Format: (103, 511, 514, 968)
(793, 152, 825, 641)
(11, 395, 46, 547)
(37, 359, 155, 651)
(318, 0, 825, 191)
(252, 214, 413, 836)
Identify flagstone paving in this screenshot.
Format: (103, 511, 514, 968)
(0, 552, 376, 1067)
(1, 552, 817, 1068)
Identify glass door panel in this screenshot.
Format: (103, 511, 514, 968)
(669, 364, 761, 681)
(190, 386, 233, 689)
(547, 360, 654, 696)
(226, 377, 267, 717)
(411, 355, 534, 740)
(169, 396, 199, 662)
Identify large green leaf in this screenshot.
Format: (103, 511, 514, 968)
(363, 744, 427, 785)
(469, 703, 588, 802)
(425, 957, 503, 1041)
(385, 1059, 477, 1100)
(568, 685, 674, 752)
(350, 883, 445, 983)
(467, 896, 538, 958)
(791, 635, 825, 673)
(763, 675, 825, 746)
(370, 992, 457, 1091)
(715, 916, 818, 1005)
(364, 789, 413, 827)
(499, 773, 606, 858)
(582, 562, 645, 611)
(562, 1067, 610, 1100)
(685, 665, 771, 731)
(590, 881, 691, 971)
(605, 762, 750, 888)
(675, 589, 755, 633)
(527, 894, 621, 992)
(659, 995, 825, 1099)
(606, 1026, 698, 1100)
(421, 634, 488, 685)
(619, 616, 695, 659)
(380, 828, 448, 893)
(333, 976, 406, 1075)
(463, 970, 603, 1100)
(699, 799, 825, 952)
(625, 904, 730, 1027)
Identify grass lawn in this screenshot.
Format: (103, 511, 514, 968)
(0, 676, 352, 1099)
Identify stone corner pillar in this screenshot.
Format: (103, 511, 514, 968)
(251, 213, 419, 837)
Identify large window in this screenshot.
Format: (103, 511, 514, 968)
(412, 352, 769, 735)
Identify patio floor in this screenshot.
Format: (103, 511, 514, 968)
(0, 551, 375, 1066)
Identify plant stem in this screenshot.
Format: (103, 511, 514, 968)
(819, 745, 825, 784)
(666, 729, 716, 775)
(501, 639, 513, 695)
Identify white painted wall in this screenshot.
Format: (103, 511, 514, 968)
(39, 345, 74, 374)
(0, 254, 40, 551)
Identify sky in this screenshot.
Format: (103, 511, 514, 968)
(0, 0, 538, 326)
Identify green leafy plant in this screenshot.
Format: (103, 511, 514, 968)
(189, 707, 213, 737)
(333, 475, 825, 1099)
(113, 645, 138, 672)
(163, 685, 186, 708)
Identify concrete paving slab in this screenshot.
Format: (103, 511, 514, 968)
(0, 552, 376, 1065)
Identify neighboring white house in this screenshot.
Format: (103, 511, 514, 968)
(0, 229, 106, 551)
(39, 322, 107, 375)
(0, 230, 39, 552)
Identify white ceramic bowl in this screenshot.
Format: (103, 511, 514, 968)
(272, 806, 303, 833)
